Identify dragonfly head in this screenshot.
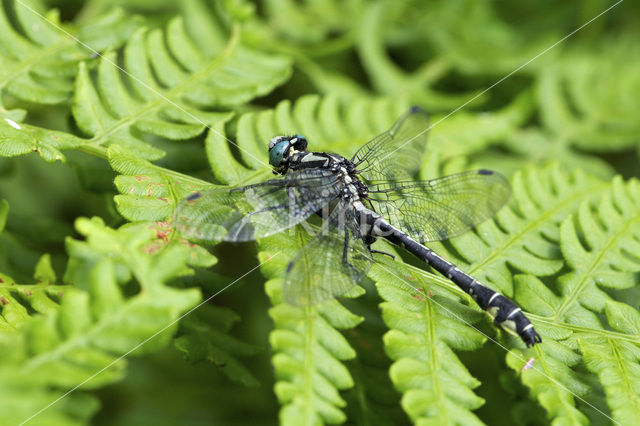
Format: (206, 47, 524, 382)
(268, 135, 308, 171)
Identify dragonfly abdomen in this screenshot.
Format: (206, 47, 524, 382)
(370, 217, 541, 347)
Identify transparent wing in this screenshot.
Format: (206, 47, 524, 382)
(173, 169, 343, 242)
(351, 106, 430, 183)
(367, 170, 511, 243)
(283, 202, 372, 306)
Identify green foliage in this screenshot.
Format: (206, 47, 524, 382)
(259, 228, 364, 425)
(0, 0, 141, 119)
(71, 10, 291, 161)
(0, 215, 201, 424)
(371, 258, 487, 425)
(1, 0, 640, 425)
(538, 34, 640, 153)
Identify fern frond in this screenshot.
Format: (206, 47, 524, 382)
(0, 118, 84, 162)
(580, 301, 640, 423)
(0, 1, 141, 117)
(537, 35, 640, 153)
(371, 258, 487, 424)
(0, 217, 201, 424)
(502, 175, 640, 424)
(368, 164, 640, 424)
(109, 144, 212, 225)
(551, 177, 640, 327)
(0, 251, 71, 333)
(71, 10, 291, 161)
(504, 323, 590, 426)
(420, 164, 606, 299)
(258, 228, 363, 425)
(174, 304, 261, 387)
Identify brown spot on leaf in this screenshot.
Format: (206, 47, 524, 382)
(156, 229, 170, 244)
(0, 297, 9, 305)
(25, 290, 33, 297)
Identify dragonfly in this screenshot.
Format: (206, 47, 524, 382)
(173, 107, 541, 347)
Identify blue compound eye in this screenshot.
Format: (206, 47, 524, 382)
(269, 140, 291, 167)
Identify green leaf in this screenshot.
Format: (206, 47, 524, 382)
(0, 1, 141, 113)
(551, 177, 640, 327)
(0, 217, 201, 424)
(501, 176, 640, 425)
(71, 11, 291, 160)
(259, 228, 363, 425)
(537, 35, 640, 153)
(423, 164, 605, 300)
(579, 302, 640, 424)
(371, 257, 486, 425)
(174, 305, 261, 387)
(0, 118, 85, 162)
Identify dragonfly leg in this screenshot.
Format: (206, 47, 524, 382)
(363, 235, 395, 260)
(369, 249, 395, 260)
(342, 229, 361, 280)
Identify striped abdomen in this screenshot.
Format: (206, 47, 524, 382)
(371, 217, 541, 347)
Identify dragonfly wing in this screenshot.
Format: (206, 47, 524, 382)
(351, 106, 430, 183)
(174, 169, 343, 242)
(367, 170, 511, 243)
(283, 203, 372, 306)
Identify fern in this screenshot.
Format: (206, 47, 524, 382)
(259, 228, 364, 425)
(0, 117, 84, 162)
(174, 304, 261, 387)
(0, 215, 201, 424)
(537, 34, 640, 153)
(0, 1, 291, 163)
(0, 0, 141, 119)
(2, 0, 640, 424)
(71, 12, 291, 161)
(368, 165, 640, 424)
(371, 258, 487, 424)
(503, 177, 640, 424)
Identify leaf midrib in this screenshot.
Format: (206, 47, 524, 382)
(609, 338, 640, 416)
(0, 38, 69, 89)
(554, 205, 640, 320)
(87, 26, 240, 146)
(423, 297, 452, 424)
(468, 181, 607, 278)
(534, 345, 587, 424)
